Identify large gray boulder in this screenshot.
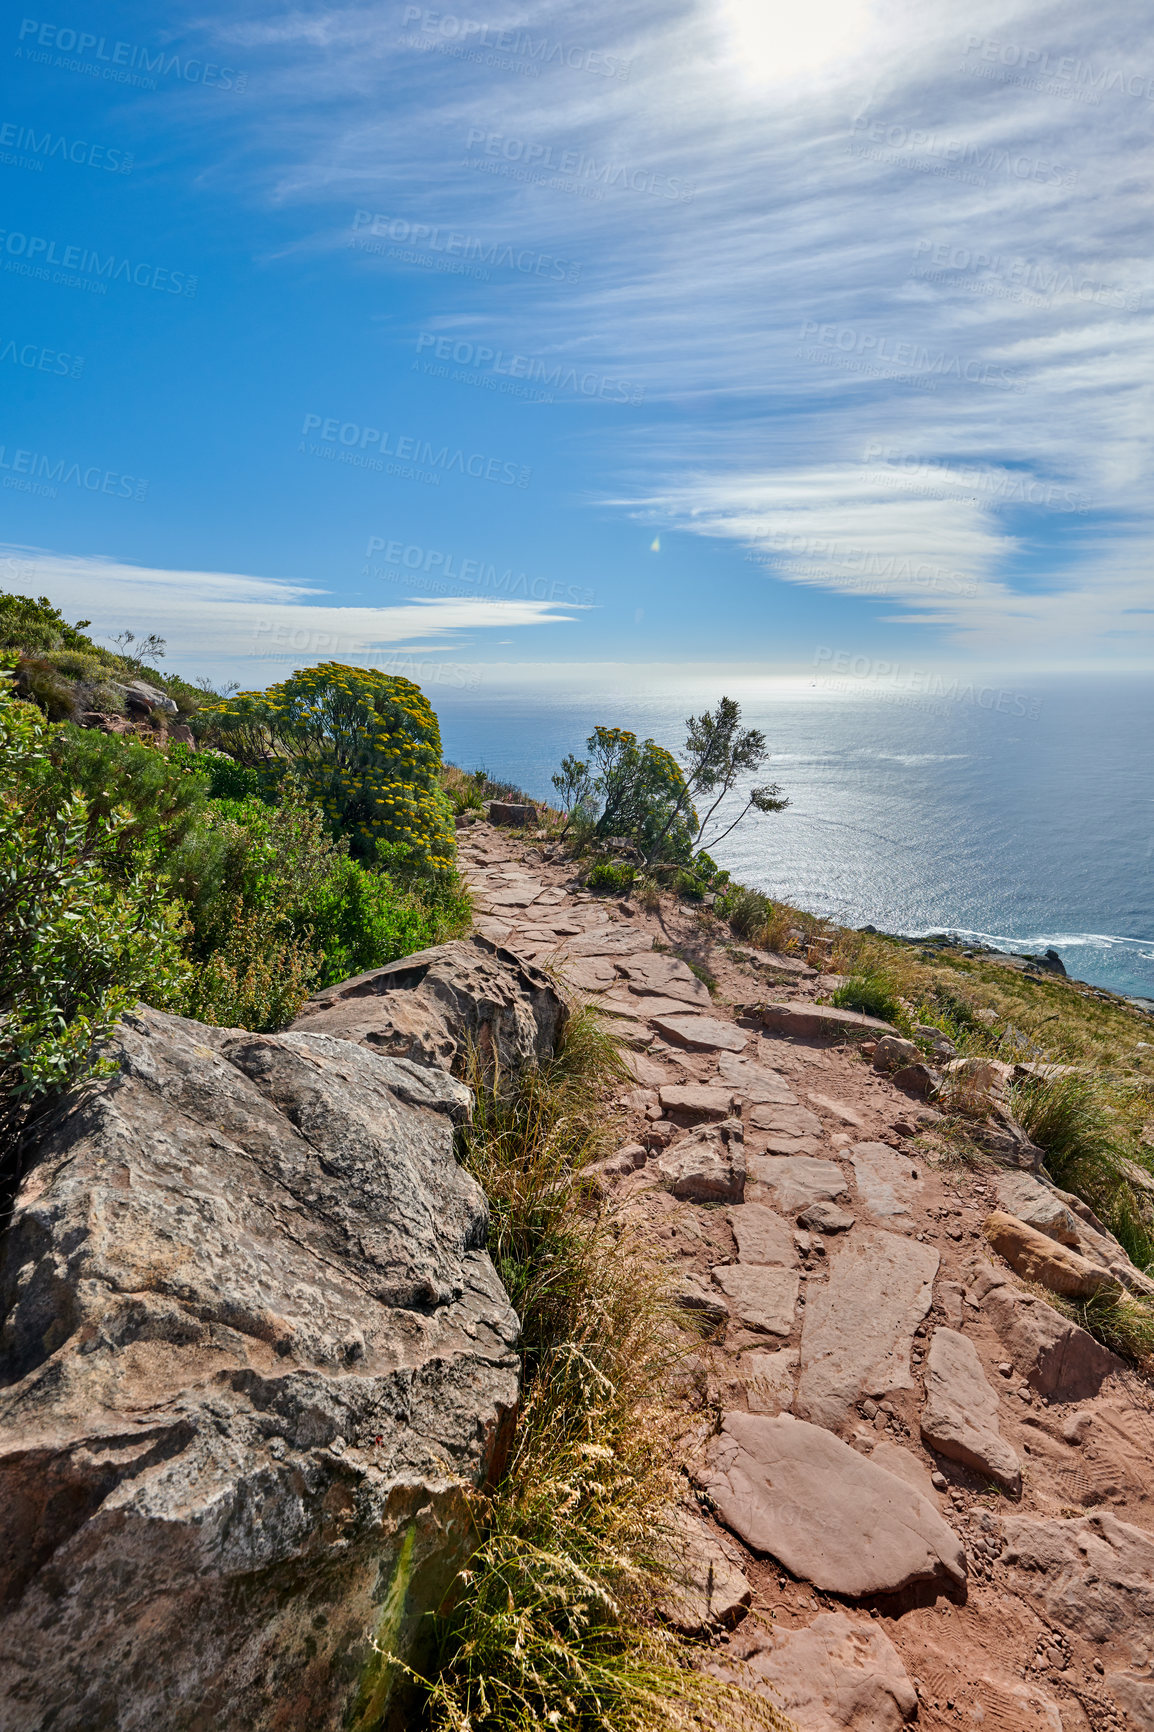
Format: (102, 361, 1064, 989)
(0, 1007, 520, 1732)
(291, 935, 568, 1080)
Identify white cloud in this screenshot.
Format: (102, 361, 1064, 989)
(2, 548, 578, 684)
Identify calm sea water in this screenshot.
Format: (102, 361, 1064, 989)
(435, 674, 1154, 1003)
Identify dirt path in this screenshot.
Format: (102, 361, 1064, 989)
(459, 823, 1154, 1732)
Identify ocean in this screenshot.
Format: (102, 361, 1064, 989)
(434, 673, 1154, 1003)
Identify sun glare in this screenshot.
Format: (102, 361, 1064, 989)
(720, 0, 875, 82)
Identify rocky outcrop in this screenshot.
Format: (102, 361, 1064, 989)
(0, 1006, 522, 1732)
(291, 935, 568, 1080)
(984, 1209, 1122, 1298)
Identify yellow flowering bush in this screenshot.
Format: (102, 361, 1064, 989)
(203, 663, 457, 873)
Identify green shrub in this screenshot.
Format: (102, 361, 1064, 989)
(0, 592, 95, 655)
(586, 859, 636, 894)
(832, 972, 902, 1024)
(202, 662, 457, 871)
(0, 677, 190, 1170)
(722, 885, 773, 940)
(673, 869, 705, 900)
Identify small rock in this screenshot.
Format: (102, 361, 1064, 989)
(656, 1510, 752, 1635)
(711, 1264, 800, 1336)
(656, 1121, 746, 1204)
(674, 1276, 729, 1329)
(797, 1200, 855, 1234)
(920, 1328, 1022, 1494)
(873, 1035, 921, 1070)
(729, 1203, 797, 1266)
(892, 1063, 941, 1099)
(658, 1084, 736, 1123)
(931, 1470, 947, 1490)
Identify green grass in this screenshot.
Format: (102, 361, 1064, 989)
(586, 859, 637, 895)
(831, 972, 902, 1024)
(420, 1006, 793, 1732)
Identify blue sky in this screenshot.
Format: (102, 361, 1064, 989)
(2, 0, 1152, 692)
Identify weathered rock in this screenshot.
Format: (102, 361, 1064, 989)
(617, 954, 711, 1007)
(747, 1100, 824, 1137)
(984, 1211, 1122, 1299)
(729, 1611, 919, 1730)
(1001, 1510, 1154, 1645)
(741, 1349, 798, 1413)
(748, 1155, 849, 1216)
(563, 927, 653, 956)
(659, 1084, 736, 1123)
(797, 1200, 855, 1233)
(0, 1007, 520, 1732)
(972, 1115, 1046, 1169)
(487, 799, 538, 826)
(657, 1510, 751, 1635)
(891, 1062, 941, 1098)
(711, 1265, 799, 1336)
(649, 1013, 749, 1053)
(728, 1203, 796, 1265)
(796, 1229, 939, 1430)
(807, 1091, 867, 1128)
(980, 1284, 1118, 1400)
(758, 1004, 896, 1040)
(655, 1120, 746, 1203)
(292, 935, 567, 1081)
(716, 1051, 797, 1104)
(701, 1413, 965, 1595)
(872, 1035, 921, 1071)
(920, 1328, 1022, 1493)
(996, 1170, 1083, 1245)
(483, 881, 544, 908)
(849, 1142, 922, 1219)
(561, 955, 619, 993)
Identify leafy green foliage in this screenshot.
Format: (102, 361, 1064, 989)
(0, 678, 190, 1170)
(0, 592, 94, 655)
(203, 662, 457, 870)
(832, 972, 902, 1024)
(586, 859, 636, 894)
(721, 884, 774, 940)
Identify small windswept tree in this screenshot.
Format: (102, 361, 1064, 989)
(646, 696, 789, 865)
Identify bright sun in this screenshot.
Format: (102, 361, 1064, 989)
(720, 0, 876, 82)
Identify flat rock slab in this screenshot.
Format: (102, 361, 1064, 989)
(808, 1092, 867, 1129)
(796, 1228, 939, 1430)
(869, 1440, 938, 1501)
(599, 995, 706, 1023)
(729, 1203, 796, 1265)
(565, 928, 656, 957)
(485, 883, 545, 907)
(798, 1200, 855, 1234)
(741, 1349, 799, 1413)
(996, 1171, 1082, 1245)
(849, 1141, 922, 1219)
(659, 1084, 736, 1122)
(758, 1003, 896, 1040)
(716, 1051, 797, 1105)
(1001, 1510, 1154, 1651)
(747, 1155, 849, 1216)
(920, 1327, 1022, 1493)
(655, 1125, 746, 1203)
(748, 1101, 823, 1136)
(618, 954, 711, 1007)
(732, 1610, 918, 1731)
(561, 956, 620, 993)
(712, 1265, 800, 1336)
(650, 1014, 748, 1053)
(702, 1413, 965, 1596)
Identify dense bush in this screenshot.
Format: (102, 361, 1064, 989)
(0, 679, 190, 1172)
(204, 662, 457, 871)
(586, 859, 636, 894)
(831, 972, 903, 1023)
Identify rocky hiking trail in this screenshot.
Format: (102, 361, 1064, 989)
(461, 822, 1154, 1732)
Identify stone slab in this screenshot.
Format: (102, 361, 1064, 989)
(728, 1203, 796, 1266)
(796, 1228, 939, 1430)
(741, 1349, 799, 1414)
(649, 1014, 748, 1054)
(748, 1102, 823, 1136)
(758, 1003, 897, 1040)
(747, 1155, 849, 1217)
(730, 1611, 918, 1731)
(712, 1265, 800, 1336)
(920, 1327, 1022, 1493)
(701, 1413, 965, 1595)
(849, 1141, 923, 1219)
(716, 1050, 797, 1105)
